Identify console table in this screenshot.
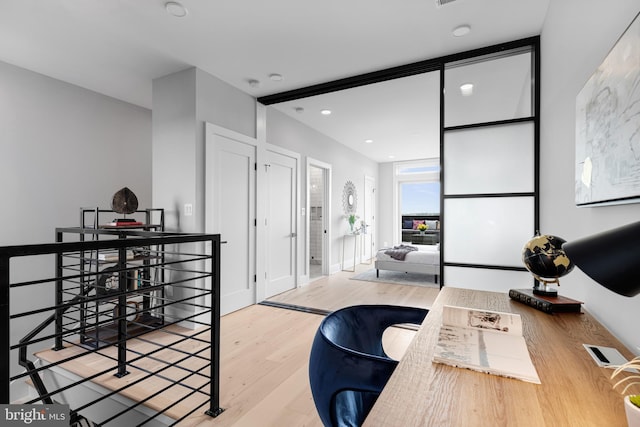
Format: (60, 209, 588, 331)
(341, 233, 360, 272)
(364, 287, 637, 426)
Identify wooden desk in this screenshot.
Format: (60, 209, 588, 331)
(364, 287, 638, 427)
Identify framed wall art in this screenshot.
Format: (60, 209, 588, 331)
(575, 11, 640, 206)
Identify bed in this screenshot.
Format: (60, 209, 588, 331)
(375, 244, 440, 283)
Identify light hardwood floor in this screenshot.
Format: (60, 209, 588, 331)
(185, 265, 439, 426)
(37, 264, 439, 426)
(266, 263, 439, 313)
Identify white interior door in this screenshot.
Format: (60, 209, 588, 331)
(206, 125, 256, 315)
(265, 148, 297, 298)
(363, 176, 376, 261)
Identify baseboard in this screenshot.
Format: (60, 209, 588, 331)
(330, 263, 342, 274)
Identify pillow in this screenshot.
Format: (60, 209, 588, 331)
(425, 220, 438, 230)
(412, 220, 425, 230)
(403, 219, 413, 229)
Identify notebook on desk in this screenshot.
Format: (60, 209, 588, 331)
(432, 305, 541, 384)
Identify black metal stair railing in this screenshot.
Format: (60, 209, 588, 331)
(0, 228, 223, 425)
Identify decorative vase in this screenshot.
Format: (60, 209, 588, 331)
(625, 396, 640, 427)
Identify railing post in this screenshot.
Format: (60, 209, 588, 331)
(0, 255, 9, 403)
(115, 244, 129, 378)
(206, 235, 224, 417)
(54, 230, 64, 350)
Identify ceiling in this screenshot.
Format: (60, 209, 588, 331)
(0, 0, 550, 162)
(270, 72, 442, 162)
(271, 49, 534, 163)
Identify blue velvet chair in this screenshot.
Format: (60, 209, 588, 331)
(309, 305, 429, 427)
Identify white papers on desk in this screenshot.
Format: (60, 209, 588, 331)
(432, 305, 541, 384)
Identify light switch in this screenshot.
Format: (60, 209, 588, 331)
(184, 203, 193, 216)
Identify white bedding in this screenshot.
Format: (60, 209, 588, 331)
(376, 244, 439, 265)
(374, 244, 440, 281)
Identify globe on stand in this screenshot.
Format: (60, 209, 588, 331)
(522, 233, 575, 296)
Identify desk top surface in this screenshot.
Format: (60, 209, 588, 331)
(364, 286, 637, 427)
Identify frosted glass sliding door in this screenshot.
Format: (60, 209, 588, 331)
(441, 43, 539, 292)
(444, 50, 533, 128)
(444, 122, 535, 195)
(443, 197, 534, 267)
(445, 267, 532, 294)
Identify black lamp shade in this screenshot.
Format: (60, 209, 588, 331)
(562, 221, 640, 297)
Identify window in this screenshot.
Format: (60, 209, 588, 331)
(393, 159, 441, 243)
(401, 181, 440, 215)
(395, 161, 440, 214)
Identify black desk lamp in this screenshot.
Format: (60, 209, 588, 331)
(562, 221, 640, 297)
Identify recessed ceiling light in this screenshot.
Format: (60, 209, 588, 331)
(321, 109, 332, 115)
(247, 79, 261, 88)
(294, 107, 305, 114)
(269, 73, 284, 82)
(365, 139, 373, 144)
(388, 155, 396, 159)
(460, 83, 474, 96)
(452, 25, 471, 37)
(165, 2, 188, 18)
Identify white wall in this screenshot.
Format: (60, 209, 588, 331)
(152, 68, 198, 232)
(0, 60, 152, 244)
(540, 1, 640, 352)
(0, 59, 151, 398)
(152, 67, 256, 233)
(266, 107, 379, 274)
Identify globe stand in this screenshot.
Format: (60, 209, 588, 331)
(532, 277, 559, 297)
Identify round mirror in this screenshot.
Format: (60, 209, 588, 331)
(342, 181, 357, 214)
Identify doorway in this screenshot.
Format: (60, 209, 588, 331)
(308, 159, 331, 280)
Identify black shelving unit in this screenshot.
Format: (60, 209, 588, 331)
(77, 208, 166, 348)
(80, 207, 165, 232)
